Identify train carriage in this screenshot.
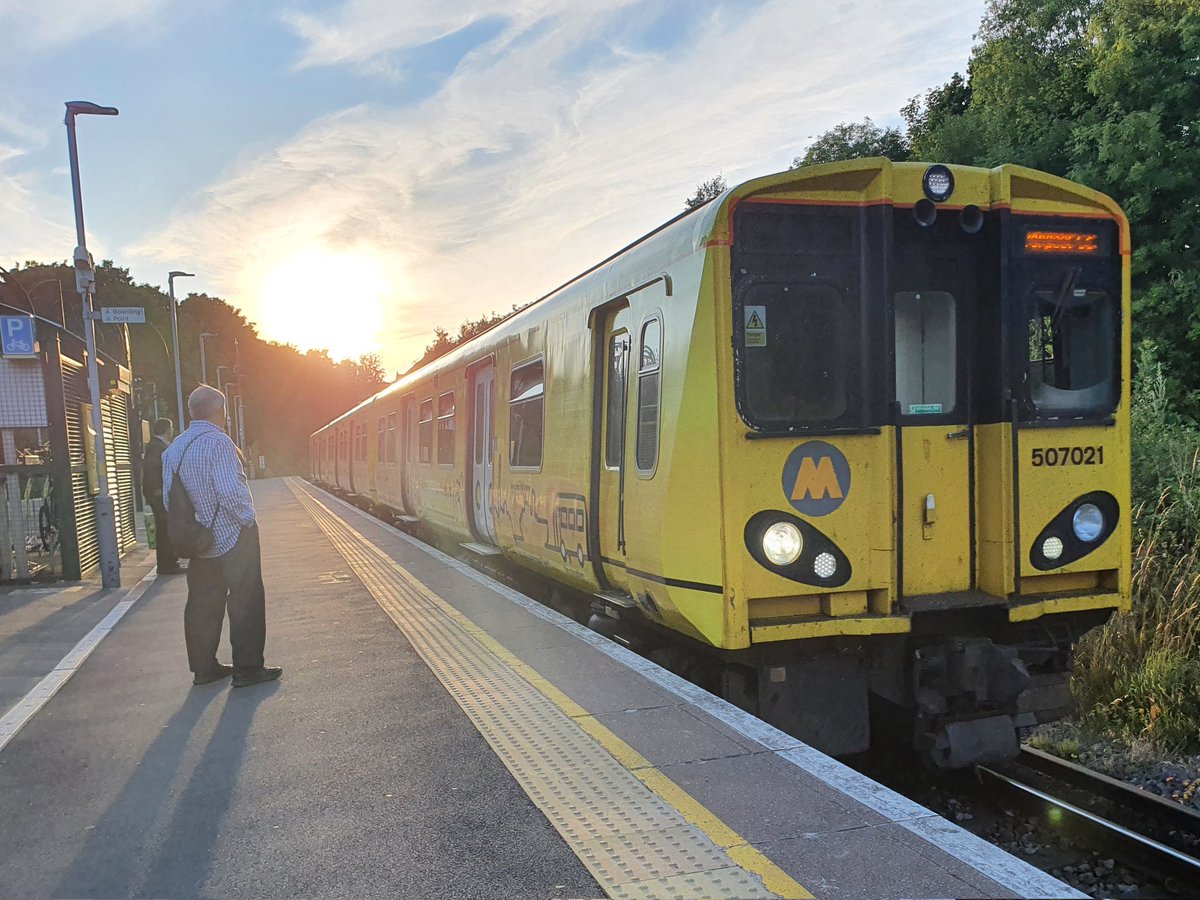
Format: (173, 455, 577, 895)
(312, 158, 1131, 767)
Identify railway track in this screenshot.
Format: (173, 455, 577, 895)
(977, 747, 1200, 896)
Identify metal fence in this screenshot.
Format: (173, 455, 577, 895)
(0, 466, 63, 580)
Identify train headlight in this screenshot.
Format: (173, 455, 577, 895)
(923, 164, 955, 202)
(1072, 503, 1105, 543)
(1042, 536, 1064, 561)
(813, 552, 837, 580)
(762, 522, 803, 566)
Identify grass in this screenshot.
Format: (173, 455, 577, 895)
(1066, 345, 1200, 754)
(1072, 514, 1200, 751)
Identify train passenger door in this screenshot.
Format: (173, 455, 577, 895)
(470, 364, 497, 543)
(593, 305, 632, 592)
(400, 395, 418, 514)
(895, 284, 975, 598)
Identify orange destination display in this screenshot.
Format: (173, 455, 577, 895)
(1024, 229, 1100, 255)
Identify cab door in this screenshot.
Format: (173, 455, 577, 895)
(470, 364, 497, 543)
(400, 395, 419, 514)
(594, 304, 632, 592)
(894, 273, 978, 598)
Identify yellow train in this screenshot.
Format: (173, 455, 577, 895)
(311, 159, 1130, 767)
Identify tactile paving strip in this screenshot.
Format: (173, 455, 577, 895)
(288, 481, 778, 899)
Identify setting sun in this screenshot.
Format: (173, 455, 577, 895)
(256, 249, 389, 360)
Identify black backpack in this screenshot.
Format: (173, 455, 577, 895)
(166, 437, 220, 559)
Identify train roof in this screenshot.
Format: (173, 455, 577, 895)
(312, 158, 1125, 436)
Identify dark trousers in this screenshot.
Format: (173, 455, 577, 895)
(148, 499, 178, 571)
(184, 524, 267, 675)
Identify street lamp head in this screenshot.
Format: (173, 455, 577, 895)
(168, 271, 194, 279)
(201, 332, 217, 339)
(65, 101, 119, 118)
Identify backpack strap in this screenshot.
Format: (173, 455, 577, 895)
(172, 433, 223, 528)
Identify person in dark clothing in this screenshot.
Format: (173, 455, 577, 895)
(142, 418, 185, 575)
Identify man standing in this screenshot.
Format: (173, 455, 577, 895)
(163, 385, 282, 688)
(142, 418, 184, 574)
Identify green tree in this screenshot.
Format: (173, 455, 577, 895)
(1069, 0, 1200, 409)
(685, 175, 727, 210)
(901, 72, 974, 161)
(791, 118, 909, 168)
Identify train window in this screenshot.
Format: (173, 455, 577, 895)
(377, 417, 386, 461)
(636, 317, 661, 473)
(418, 399, 434, 464)
(437, 391, 456, 465)
(1027, 285, 1116, 414)
(740, 283, 849, 425)
(386, 413, 397, 463)
(605, 334, 629, 469)
(895, 291, 957, 416)
(509, 359, 544, 469)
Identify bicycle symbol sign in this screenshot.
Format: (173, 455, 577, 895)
(1, 315, 37, 358)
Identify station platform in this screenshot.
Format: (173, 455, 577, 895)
(0, 477, 1082, 899)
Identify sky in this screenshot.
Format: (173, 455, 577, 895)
(0, 0, 986, 374)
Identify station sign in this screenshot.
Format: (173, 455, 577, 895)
(0, 315, 37, 358)
(100, 306, 146, 324)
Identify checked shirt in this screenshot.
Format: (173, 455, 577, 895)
(162, 420, 257, 558)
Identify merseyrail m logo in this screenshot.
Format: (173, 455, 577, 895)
(781, 441, 851, 516)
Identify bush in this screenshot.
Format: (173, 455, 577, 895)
(1070, 345, 1200, 752)
(1129, 341, 1200, 545)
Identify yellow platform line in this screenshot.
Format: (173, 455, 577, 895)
(288, 478, 812, 900)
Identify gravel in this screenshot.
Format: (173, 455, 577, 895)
(1028, 721, 1200, 811)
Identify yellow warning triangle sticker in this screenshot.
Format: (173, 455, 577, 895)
(747, 311, 764, 329)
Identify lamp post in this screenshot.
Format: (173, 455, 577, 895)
(216, 365, 234, 433)
(199, 332, 217, 385)
(167, 270, 193, 427)
(0, 265, 36, 315)
(64, 99, 120, 589)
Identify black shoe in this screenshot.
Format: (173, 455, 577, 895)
(232, 666, 283, 688)
(193, 663, 233, 685)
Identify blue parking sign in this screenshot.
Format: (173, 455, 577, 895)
(0, 315, 36, 358)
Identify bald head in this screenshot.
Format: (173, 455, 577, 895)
(188, 385, 227, 425)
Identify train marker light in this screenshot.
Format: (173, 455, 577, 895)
(814, 552, 837, 580)
(763, 522, 803, 566)
(1072, 503, 1104, 542)
(923, 164, 954, 202)
(1042, 536, 1064, 561)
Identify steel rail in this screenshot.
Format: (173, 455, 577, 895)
(976, 763, 1200, 894)
(1019, 745, 1200, 835)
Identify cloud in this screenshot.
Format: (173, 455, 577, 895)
(282, 0, 641, 71)
(132, 0, 985, 370)
(0, 143, 75, 268)
(0, 0, 172, 48)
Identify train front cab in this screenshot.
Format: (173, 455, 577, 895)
(710, 161, 1130, 766)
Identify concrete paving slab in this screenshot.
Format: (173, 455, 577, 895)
(656, 752, 870, 843)
(594, 704, 753, 767)
(758, 826, 995, 899)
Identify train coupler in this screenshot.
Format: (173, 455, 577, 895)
(912, 637, 1030, 768)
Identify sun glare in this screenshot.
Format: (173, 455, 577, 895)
(256, 249, 389, 361)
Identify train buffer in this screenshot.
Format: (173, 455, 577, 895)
(0, 478, 1086, 899)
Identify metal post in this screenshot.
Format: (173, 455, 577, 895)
(199, 333, 216, 385)
(236, 394, 246, 453)
(64, 100, 120, 589)
(167, 270, 193, 428)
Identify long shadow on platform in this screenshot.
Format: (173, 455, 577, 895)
(138, 681, 280, 897)
(55, 681, 278, 898)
